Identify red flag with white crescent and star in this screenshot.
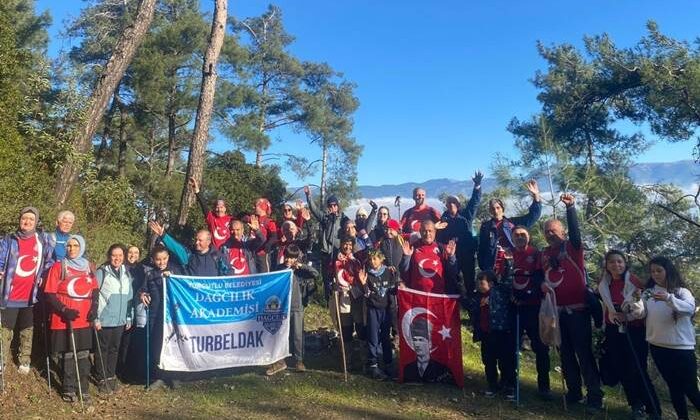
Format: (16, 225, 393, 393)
(398, 287, 463, 387)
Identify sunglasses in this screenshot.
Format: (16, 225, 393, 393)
(283, 208, 293, 212)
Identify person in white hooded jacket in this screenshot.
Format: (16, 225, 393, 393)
(596, 250, 659, 419)
(636, 256, 700, 420)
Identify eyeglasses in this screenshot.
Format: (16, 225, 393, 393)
(283, 208, 293, 212)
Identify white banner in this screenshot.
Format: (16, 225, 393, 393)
(160, 270, 293, 372)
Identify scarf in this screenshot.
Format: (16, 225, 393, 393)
(64, 234, 90, 272)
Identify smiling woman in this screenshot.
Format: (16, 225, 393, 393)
(43, 234, 100, 403)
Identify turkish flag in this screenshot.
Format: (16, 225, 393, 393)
(398, 287, 463, 387)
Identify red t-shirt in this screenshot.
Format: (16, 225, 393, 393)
(226, 246, 250, 276)
(400, 206, 440, 234)
(512, 245, 541, 306)
(44, 263, 98, 330)
(479, 292, 490, 333)
(206, 211, 234, 249)
(407, 242, 447, 293)
(541, 241, 586, 307)
(606, 274, 644, 327)
(8, 235, 40, 303)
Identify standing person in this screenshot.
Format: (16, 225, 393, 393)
(378, 219, 404, 270)
(437, 171, 483, 295)
(641, 256, 700, 420)
(399, 220, 461, 295)
(220, 217, 265, 276)
(400, 187, 441, 235)
(358, 250, 398, 380)
(332, 236, 365, 369)
(279, 201, 306, 229)
(271, 211, 312, 268)
(189, 177, 235, 250)
(43, 235, 98, 402)
(94, 244, 134, 394)
(48, 210, 75, 261)
(139, 246, 183, 390)
(540, 194, 603, 411)
(0, 207, 54, 374)
(303, 186, 350, 301)
(342, 220, 373, 264)
(266, 245, 318, 376)
(510, 226, 550, 398)
(478, 180, 542, 275)
(253, 198, 278, 273)
(355, 200, 378, 233)
(148, 222, 224, 277)
(597, 250, 660, 419)
(369, 206, 391, 244)
(118, 245, 148, 382)
(471, 270, 516, 400)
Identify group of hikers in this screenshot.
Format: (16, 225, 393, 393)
(0, 173, 698, 420)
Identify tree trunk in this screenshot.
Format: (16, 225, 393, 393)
(177, 0, 227, 225)
(96, 91, 119, 178)
(166, 112, 177, 178)
(320, 140, 328, 206)
(54, 0, 157, 206)
(116, 95, 128, 177)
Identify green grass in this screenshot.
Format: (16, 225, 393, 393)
(2, 303, 681, 419)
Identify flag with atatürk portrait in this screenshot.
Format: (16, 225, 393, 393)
(398, 287, 463, 387)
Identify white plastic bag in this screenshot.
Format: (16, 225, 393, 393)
(539, 286, 561, 347)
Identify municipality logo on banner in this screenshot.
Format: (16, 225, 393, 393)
(160, 270, 293, 372)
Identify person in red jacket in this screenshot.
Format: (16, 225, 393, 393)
(252, 198, 278, 273)
(540, 194, 602, 411)
(44, 235, 99, 403)
(189, 177, 235, 250)
(400, 187, 442, 235)
(509, 226, 550, 397)
(399, 220, 459, 294)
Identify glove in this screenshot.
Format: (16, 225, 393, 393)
(369, 200, 378, 210)
(62, 308, 79, 322)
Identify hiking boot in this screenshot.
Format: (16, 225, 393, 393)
(108, 377, 120, 392)
(81, 393, 91, 404)
(367, 366, 388, 381)
(295, 361, 306, 372)
(62, 392, 78, 403)
(504, 388, 516, 401)
(18, 363, 30, 375)
(265, 360, 287, 376)
(97, 380, 113, 394)
(483, 390, 497, 398)
(148, 379, 167, 391)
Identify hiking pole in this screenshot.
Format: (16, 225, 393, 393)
(42, 300, 51, 392)
(0, 310, 4, 392)
(555, 346, 567, 411)
(621, 320, 660, 416)
(333, 290, 348, 382)
(68, 321, 84, 410)
(145, 305, 150, 390)
(93, 326, 108, 388)
(515, 306, 520, 407)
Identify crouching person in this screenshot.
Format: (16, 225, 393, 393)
(357, 249, 398, 381)
(267, 245, 318, 375)
(471, 270, 516, 400)
(44, 235, 99, 403)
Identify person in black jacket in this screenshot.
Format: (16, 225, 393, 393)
(148, 221, 225, 276)
(437, 171, 483, 296)
(358, 249, 399, 380)
(139, 246, 183, 390)
(266, 245, 318, 376)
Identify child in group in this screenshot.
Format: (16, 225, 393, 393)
(331, 236, 365, 370)
(357, 249, 398, 380)
(471, 270, 516, 400)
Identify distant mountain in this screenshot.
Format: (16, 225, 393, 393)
(354, 160, 699, 199)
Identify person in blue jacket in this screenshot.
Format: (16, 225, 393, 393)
(477, 179, 542, 276)
(148, 221, 225, 277)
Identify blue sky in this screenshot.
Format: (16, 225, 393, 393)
(37, 0, 699, 186)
